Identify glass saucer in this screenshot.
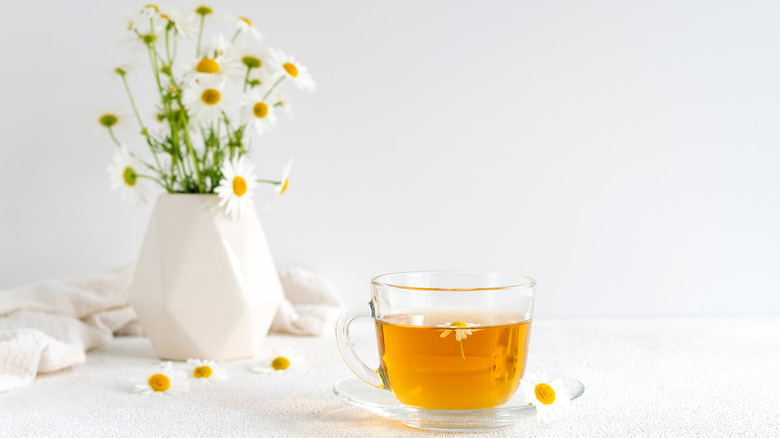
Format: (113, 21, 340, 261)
(332, 375, 584, 432)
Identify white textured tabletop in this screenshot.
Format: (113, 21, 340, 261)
(1, 318, 778, 437)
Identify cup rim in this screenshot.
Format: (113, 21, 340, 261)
(370, 270, 536, 292)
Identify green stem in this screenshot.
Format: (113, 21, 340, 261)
(137, 173, 167, 188)
(147, 45, 164, 96)
(182, 128, 203, 192)
(230, 28, 242, 43)
(145, 137, 170, 191)
(263, 76, 286, 101)
(243, 67, 251, 92)
(256, 179, 281, 185)
(459, 340, 465, 360)
(165, 27, 172, 64)
(107, 127, 121, 146)
(196, 14, 205, 57)
(120, 75, 145, 131)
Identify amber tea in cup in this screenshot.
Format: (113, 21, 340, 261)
(336, 272, 536, 410)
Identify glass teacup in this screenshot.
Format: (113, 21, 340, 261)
(335, 271, 536, 410)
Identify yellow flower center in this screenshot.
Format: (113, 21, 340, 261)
(534, 383, 556, 405)
(271, 356, 290, 370)
(99, 114, 118, 128)
(196, 58, 220, 73)
(123, 166, 137, 186)
(201, 89, 221, 105)
(144, 4, 159, 11)
(160, 13, 169, 20)
(196, 5, 212, 15)
(450, 321, 468, 328)
(253, 102, 269, 119)
(239, 16, 253, 27)
(232, 176, 247, 196)
(148, 373, 170, 392)
(242, 56, 261, 69)
(283, 62, 299, 78)
(279, 179, 289, 195)
(193, 365, 213, 378)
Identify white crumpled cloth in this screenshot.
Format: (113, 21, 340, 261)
(0, 264, 341, 393)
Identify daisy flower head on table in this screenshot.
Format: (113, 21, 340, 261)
(240, 88, 277, 136)
(251, 347, 308, 375)
(439, 321, 481, 359)
(266, 159, 293, 209)
(133, 362, 190, 395)
(181, 75, 235, 127)
(215, 155, 258, 220)
(187, 358, 229, 383)
(519, 372, 572, 422)
(106, 145, 148, 207)
(267, 48, 316, 93)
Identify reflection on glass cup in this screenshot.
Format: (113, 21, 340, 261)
(336, 272, 536, 410)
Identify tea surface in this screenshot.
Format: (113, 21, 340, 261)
(376, 311, 531, 410)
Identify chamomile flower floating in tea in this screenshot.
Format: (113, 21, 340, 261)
(106, 145, 148, 207)
(439, 321, 480, 359)
(251, 347, 308, 375)
(187, 358, 229, 383)
(215, 156, 258, 220)
(519, 372, 571, 422)
(133, 362, 190, 395)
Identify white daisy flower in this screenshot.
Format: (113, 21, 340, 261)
(200, 34, 232, 59)
(267, 159, 292, 209)
(519, 372, 572, 422)
(234, 16, 263, 42)
(182, 55, 243, 84)
(106, 145, 148, 207)
(271, 93, 295, 119)
(267, 48, 316, 93)
(228, 46, 272, 83)
(240, 88, 277, 136)
(139, 4, 161, 18)
(128, 4, 162, 32)
(439, 321, 481, 359)
(439, 321, 480, 342)
(215, 156, 258, 220)
(181, 75, 234, 127)
(129, 5, 181, 40)
(159, 7, 199, 39)
(251, 347, 308, 375)
(186, 358, 229, 383)
(132, 362, 190, 395)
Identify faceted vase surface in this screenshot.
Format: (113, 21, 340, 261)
(128, 194, 282, 360)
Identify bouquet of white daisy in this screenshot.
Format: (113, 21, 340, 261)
(100, 4, 314, 219)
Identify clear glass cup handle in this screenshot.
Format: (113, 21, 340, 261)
(335, 302, 385, 388)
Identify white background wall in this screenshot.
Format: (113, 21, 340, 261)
(1, 0, 778, 317)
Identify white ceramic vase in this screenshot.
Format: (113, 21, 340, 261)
(128, 194, 283, 361)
